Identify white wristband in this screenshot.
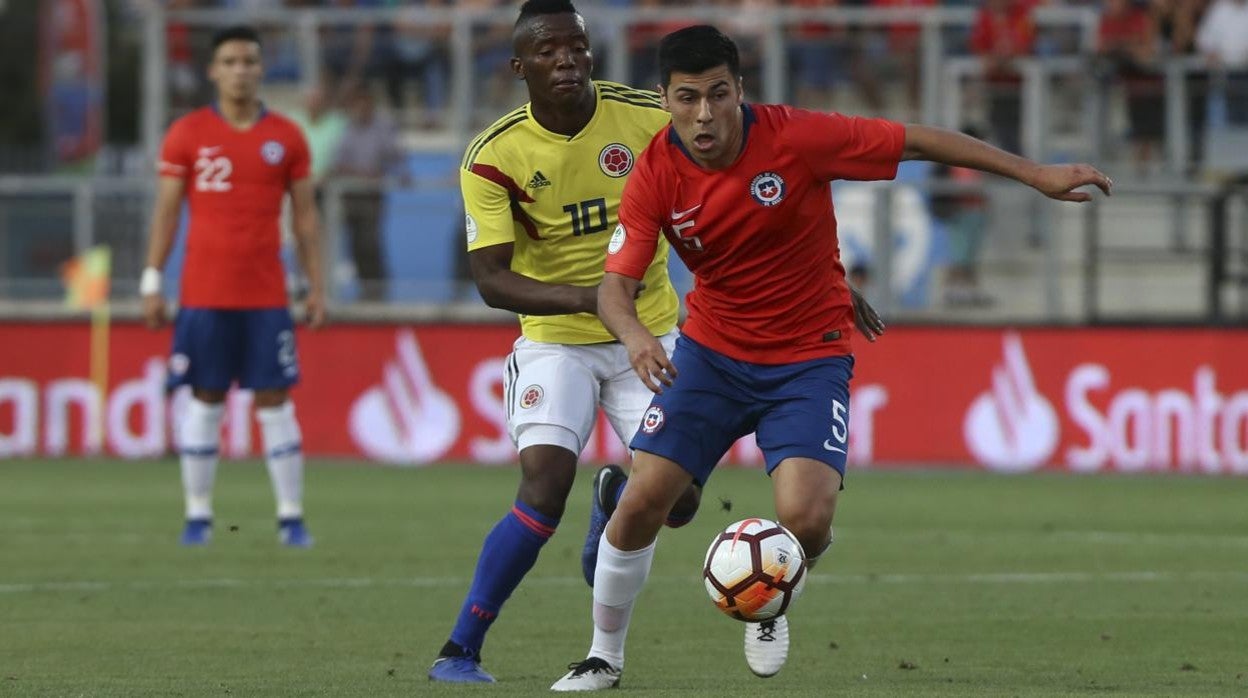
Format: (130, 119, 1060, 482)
(139, 267, 162, 296)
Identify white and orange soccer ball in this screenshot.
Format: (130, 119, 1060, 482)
(703, 518, 807, 622)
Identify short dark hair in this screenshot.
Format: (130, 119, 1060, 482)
(211, 25, 262, 54)
(658, 25, 740, 87)
(515, 0, 579, 28)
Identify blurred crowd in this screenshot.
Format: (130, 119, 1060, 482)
(153, 0, 1248, 307)
(160, 1, 1248, 168)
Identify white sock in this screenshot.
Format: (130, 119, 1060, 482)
(257, 401, 304, 520)
(588, 537, 656, 669)
(180, 398, 224, 520)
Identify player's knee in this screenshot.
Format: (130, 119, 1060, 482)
(252, 389, 288, 408)
(778, 510, 834, 558)
(516, 472, 575, 520)
(614, 487, 671, 534)
(515, 436, 579, 519)
(665, 484, 701, 528)
(192, 388, 227, 404)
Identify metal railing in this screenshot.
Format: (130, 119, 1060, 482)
(142, 5, 1099, 157)
(9, 5, 1248, 323)
(3, 175, 1244, 324)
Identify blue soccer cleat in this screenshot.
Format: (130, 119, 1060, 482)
(428, 656, 496, 683)
(582, 464, 627, 586)
(278, 518, 314, 548)
(180, 519, 213, 546)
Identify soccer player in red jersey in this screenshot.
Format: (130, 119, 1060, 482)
(140, 25, 326, 548)
(551, 25, 1111, 690)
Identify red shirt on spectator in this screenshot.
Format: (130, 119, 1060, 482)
(791, 0, 846, 41)
(970, 0, 1037, 83)
(871, 0, 937, 48)
(1099, 6, 1153, 52)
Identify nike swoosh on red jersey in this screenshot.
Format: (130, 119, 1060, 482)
(670, 204, 702, 220)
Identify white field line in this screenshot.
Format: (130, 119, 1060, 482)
(7, 528, 1248, 549)
(2, 570, 1248, 595)
(845, 529, 1248, 548)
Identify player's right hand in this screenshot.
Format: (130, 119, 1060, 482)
(625, 333, 677, 394)
(141, 294, 166, 329)
(849, 285, 885, 342)
(304, 291, 327, 329)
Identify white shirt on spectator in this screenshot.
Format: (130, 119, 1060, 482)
(1197, 0, 1248, 68)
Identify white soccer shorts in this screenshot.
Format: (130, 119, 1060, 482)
(504, 330, 679, 455)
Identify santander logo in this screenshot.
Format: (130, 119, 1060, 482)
(349, 330, 461, 465)
(963, 334, 1060, 472)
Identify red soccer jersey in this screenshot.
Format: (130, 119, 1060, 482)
(607, 104, 904, 364)
(157, 106, 310, 308)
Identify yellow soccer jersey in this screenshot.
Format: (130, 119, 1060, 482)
(461, 81, 678, 345)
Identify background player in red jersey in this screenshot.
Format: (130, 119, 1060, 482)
(140, 25, 326, 548)
(551, 25, 1112, 691)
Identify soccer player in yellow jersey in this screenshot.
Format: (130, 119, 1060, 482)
(428, 1, 700, 683)
(429, 0, 884, 684)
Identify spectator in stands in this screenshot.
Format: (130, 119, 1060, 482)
(385, 0, 449, 129)
(931, 127, 992, 307)
(330, 88, 406, 302)
(1098, 0, 1163, 175)
(786, 0, 856, 111)
(970, 0, 1036, 155)
(1156, 0, 1209, 171)
(870, 0, 935, 119)
(321, 0, 382, 101)
(220, 0, 285, 8)
(720, 0, 773, 91)
(629, 0, 696, 87)
(1196, 0, 1248, 126)
(786, 0, 852, 111)
(464, 0, 517, 122)
(290, 82, 348, 186)
(166, 0, 202, 113)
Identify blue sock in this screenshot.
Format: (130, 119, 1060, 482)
(447, 500, 558, 655)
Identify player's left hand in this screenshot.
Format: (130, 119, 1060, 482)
(1031, 164, 1113, 202)
(304, 292, 326, 329)
(849, 285, 885, 342)
(624, 332, 677, 394)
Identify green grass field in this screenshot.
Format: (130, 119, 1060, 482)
(2, 460, 1246, 696)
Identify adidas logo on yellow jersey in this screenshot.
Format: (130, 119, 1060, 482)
(527, 171, 552, 189)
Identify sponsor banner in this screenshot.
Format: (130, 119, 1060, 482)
(2, 323, 1247, 474)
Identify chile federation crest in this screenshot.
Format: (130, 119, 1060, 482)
(749, 171, 786, 207)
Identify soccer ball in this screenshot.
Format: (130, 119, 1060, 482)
(703, 518, 807, 622)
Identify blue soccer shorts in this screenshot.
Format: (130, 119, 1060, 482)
(165, 307, 300, 392)
(629, 334, 853, 486)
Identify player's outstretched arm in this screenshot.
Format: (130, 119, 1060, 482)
(599, 272, 676, 394)
(289, 179, 326, 328)
(140, 176, 185, 329)
(901, 124, 1113, 202)
(849, 285, 885, 342)
(468, 243, 598, 316)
